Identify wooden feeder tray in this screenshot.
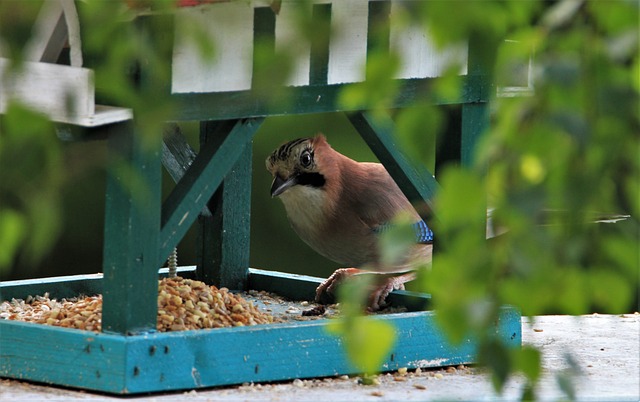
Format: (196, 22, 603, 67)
(0, 267, 520, 394)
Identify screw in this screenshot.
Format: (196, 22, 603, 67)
(168, 248, 178, 278)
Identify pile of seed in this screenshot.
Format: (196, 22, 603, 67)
(157, 277, 276, 331)
(0, 293, 102, 331)
(0, 277, 276, 332)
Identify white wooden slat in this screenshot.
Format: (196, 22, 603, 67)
(24, 0, 67, 63)
(327, 0, 368, 85)
(0, 58, 93, 119)
(0, 58, 131, 127)
(275, 1, 311, 87)
(172, 2, 255, 94)
(60, 0, 83, 67)
(389, 1, 467, 79)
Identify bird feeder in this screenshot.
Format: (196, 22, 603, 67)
(0, 0, 521, 394)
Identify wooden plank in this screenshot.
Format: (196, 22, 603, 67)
(0, 274, 103, 301)
(327, 0, 368, 85)
(170, 77, 478, 121)
(161, 123, 197, 183)
(159, 118, 264, 265)
(367, 0, 391, 56)
(172, 2, 254, 93)
(102, 122, 162, 335)
(80, 105, 132, 127)
(0, 320, 127, 393)
(389, 1, 467, 79)
(461, 35, 492, 167)
(196, 121, 253, 290)
(0, 305, 520, 394)
(309, 3, 332, 85)
(247, 268, 431, 311)
(24, 0, 67, 63)
(275, 2, 311, 87)
(247, 268, 324, 301)
(0, 58, 94, 122)
(347, 111, 439, 215)
(0, 267, 198, 302)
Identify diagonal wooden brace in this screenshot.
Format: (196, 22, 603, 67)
(159, 118, 264, 267)
(347, 111, 439, 220)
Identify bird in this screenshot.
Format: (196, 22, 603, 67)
(265, 134, 433, 310)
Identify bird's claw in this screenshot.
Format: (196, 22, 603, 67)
(315, 268, 361, 305)
(315, 269, 411, 311)
(367, 276, 406, 311)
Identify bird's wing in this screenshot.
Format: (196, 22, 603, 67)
(349, 162, 422, 230)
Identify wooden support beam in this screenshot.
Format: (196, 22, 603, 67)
(347, 111, 439, 218)
(197, 121, 253, 289)
(102, 122, 161, 335)
(159, 118, 264, 266)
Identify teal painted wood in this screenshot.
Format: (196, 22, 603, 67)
(309, 3, 332, 85)
(159, 118, 264, 265)
(0, 320, 128, 393)
(347, 111, 439, 215)
(247, 268, 324, 301)
(366, 0, 391, 59)
(0, 274, 103, 301)
(0, 268, 198, 302)
(246, 268, 431, 311)
(0, 306, 521, 394)
(171, 78, 476, 121)
(196, 121, 253, 290)
(461, 103, 489, 167)
(102, 122, 161, 335)
(461, 35, 493, 167)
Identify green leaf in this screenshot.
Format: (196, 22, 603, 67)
(513, 346, 542, 383)
(327, 317, 396, 375)
(377, 213, 418, 267)
(0, 209, 26, 272)
(478, 338, 512, 392)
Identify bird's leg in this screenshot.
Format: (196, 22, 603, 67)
(315, 269, 416, 311)
(315, 267, 362, 304)
(367, 271, 416, 311)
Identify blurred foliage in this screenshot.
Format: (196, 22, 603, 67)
(0, 1, 638, 400)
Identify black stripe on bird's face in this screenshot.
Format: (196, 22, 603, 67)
(277, 138, 308, 161)
(295, 172, 325, 188)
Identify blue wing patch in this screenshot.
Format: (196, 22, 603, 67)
(373, 220, 434, 244)
(413, 220, 434, 243)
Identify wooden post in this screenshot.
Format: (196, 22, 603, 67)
(102, 121, 161, 335)
(196, 121, 254, 290)
(461, 36, 493, 167)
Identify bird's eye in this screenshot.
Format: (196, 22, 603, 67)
(300, 150, 312, 168)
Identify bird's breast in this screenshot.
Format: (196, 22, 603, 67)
(278, 185, 377, 267)
(279, 185, 328, 241)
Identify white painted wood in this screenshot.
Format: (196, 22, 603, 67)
(0, 58, 93, 119)
(24, 0, 67, 63)
(275, 1, 311, 87)
(172, 2, 255, 94)
(77, 105, 133, 127)
(24, 0, 82, 67)
(60, 0, 83, 67)
(0, 58, 131, 126)
(327, 0, 368, 85)
(389, 1, 467, 79)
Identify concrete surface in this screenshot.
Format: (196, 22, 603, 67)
(1, 314, 638, 401)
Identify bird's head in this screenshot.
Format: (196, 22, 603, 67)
(265, 135, 328, 197)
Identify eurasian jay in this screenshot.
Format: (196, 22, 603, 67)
(266, 134, 433, 310)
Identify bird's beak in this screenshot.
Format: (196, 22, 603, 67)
(270, 174, 297, 197)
